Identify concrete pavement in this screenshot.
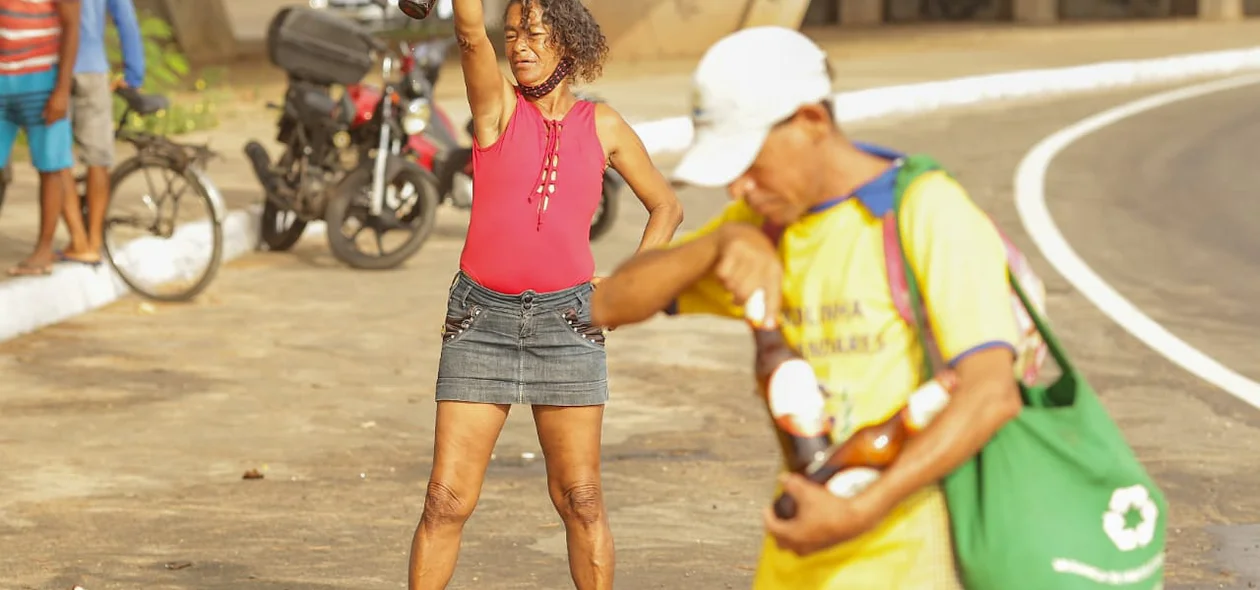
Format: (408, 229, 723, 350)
(1045, 79, 1260, 393)
(1015, 79, 1260, 588)
(1, 78, 1259, 588)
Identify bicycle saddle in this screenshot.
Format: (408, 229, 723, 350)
(117, 87, 170, 115)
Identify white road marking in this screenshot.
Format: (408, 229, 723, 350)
(1014, 74, 1260, 410)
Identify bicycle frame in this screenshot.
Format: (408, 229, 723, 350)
(113, 108, 217, 175)
(108, 91, 228, 228)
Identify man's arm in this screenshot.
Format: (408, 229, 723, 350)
(595, 103, 683, 255)
(865, 175, 1023, 512)
(866, 348, 1020, 510)
(591, 222, 781, 329)
(590, 231, 721, 329)
(107, 0, 145, 88)
(45, 0, 81, 123)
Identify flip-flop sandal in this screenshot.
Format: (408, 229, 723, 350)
(6, 261, 53, 277)
(54, 249, 103, 268)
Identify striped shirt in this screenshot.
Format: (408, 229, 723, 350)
(0, 0, 63, 76)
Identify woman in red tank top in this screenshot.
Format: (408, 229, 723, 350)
(407, 1, 684, 588)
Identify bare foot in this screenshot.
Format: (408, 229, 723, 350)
(7, 252, 55, 277)
(56, 247, 103, 265)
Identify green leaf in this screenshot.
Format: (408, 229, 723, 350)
(138, 17, 172, 40)
(165, 53, 189, 76)
(97, 12, 223, 136)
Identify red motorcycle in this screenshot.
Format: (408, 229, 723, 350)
(344, 35, 624, 241)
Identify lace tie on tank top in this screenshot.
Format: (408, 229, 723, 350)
(531, 119, 563, 230)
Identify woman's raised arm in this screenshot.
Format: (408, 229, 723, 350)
(453, 0, 516, 146)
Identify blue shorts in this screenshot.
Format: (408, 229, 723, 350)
(0, 68, 73, 173)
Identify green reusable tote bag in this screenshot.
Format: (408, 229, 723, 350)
(889, 159, 1168, 590)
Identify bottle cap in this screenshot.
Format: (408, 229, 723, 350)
(744, 289, 769, 328)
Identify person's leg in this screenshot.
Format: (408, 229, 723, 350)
(19, 109, 74, 271)
(70, 73, 113, 256)
(533, 404, 614, 590)
(0, 98, 23, 266)
(57, 166, 92, 261)
(0, 110, 17, 170)
(6, 110, 71, 276)
(0, 112, 15, 220)
(408, 400, 511, 590)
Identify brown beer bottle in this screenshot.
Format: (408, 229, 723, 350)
(398, 0, 436, 19)
(746, 291, 833, 475)
(772, 371, 959, 519)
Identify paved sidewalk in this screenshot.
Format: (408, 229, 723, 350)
(0, 81, 1252, 589)
(3, 19, 1260, 297)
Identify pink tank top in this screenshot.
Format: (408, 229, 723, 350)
(459, 92, 605, 295)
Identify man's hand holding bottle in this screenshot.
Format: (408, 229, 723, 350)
(715, 223, 782, 328)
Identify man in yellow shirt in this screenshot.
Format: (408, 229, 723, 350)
(592, 27, 1024, 589)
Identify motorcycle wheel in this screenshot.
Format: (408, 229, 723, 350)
(590, 174, 622, 241)
(260, 198, 308, 252)
(325, 159, 439, 271)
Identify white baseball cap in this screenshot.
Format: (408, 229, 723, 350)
(672, 27, 834, 188)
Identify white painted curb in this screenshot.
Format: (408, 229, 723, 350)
(632, 45, 1260, 155)
(3, 44, 1260, 343)
(0, 208, 262, 339)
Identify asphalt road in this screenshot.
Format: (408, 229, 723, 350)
(2, 79, 1259, 589)
(1046, 80, 1260, 389)
(1041, 79, 1260, 589)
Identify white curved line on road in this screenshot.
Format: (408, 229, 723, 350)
(1015, 73, 1260, 410)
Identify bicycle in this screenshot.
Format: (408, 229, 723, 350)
(102, 87, 225, 301)
(0, 87, 226, 302)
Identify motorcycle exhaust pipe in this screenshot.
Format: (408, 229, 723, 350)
(244, 141, 278, 192)
(244, 141, 291, 209)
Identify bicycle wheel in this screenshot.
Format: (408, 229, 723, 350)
(102, 154, 225, 302)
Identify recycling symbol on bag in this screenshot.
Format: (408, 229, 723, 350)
(1102, 484, 1159, 552)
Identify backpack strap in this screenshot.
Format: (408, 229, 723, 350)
(886, 154, 949, 377)
(882, 214, 916, 330)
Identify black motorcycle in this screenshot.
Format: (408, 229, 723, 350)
(244, 5, 438, 270)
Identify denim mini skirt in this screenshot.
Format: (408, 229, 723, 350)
(435, 272, 609, 406)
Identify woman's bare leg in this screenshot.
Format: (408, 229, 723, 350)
(533, 404, 613, 590)
(408, 400, 510, 590)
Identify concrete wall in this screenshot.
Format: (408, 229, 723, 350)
(164, 0, 1254, 65)
(581, 0, 813, 61)
(216, 0, 813, 62)
(221, 0, 294, 46)
(581, 0, 750, 61)
(134, 0, 239, 63)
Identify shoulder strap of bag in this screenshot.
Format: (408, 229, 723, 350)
(884, 154, 948, 377)
(887, 156, 1076, 382)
